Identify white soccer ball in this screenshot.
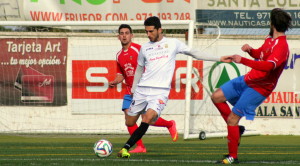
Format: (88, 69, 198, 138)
(93, 139, 113, 157)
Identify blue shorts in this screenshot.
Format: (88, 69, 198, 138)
(221, 76, 266, 120)
(122, 94, 132, 111)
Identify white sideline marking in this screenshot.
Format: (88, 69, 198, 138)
(0, 158, 300, 165)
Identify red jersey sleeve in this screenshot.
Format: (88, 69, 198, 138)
(116, 62, 123, 75)
(248, 36, 272, 59)
(249, 47, 262, 59)
(266, 39, 289, 69)
(115, 49, 124, 75)
(240, 57, 274, 71)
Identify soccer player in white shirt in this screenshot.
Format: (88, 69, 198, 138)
(118, 16, 232, 158)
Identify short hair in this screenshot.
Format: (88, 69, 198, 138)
(270, 8, 292, 32)
(144, 16, 161, 29)
(118, 24, 132, 34)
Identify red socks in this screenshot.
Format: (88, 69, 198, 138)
(126, 117, 172, 147)
(153, 117, 172, 128)
(127, 124, 144, 147)
(214, 103, 239, 159)
(213, 102, 231, 122)
(124, 122, 149, 150)
(227, 125, 240, 158)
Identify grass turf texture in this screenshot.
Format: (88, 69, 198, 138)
(0, 134, 299, 165)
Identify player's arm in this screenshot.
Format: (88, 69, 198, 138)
(242, 44, 262, 59)
(109, 74, 124, 87)
(131, 47, 146, 94)
(232, 54, 274, 71)
(131, 64, 143, 94)
(109, 62, 125, 87)
(176, 39, 231, 62)
(183, 49, 232, 62)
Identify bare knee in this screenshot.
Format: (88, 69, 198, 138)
(125, 121, 135, 127)
(124, 111, 139, 127)
(211, 92, 218, 103)
(226, 112, 241, 126)
(141, 109, 157, 124)
(211, 88, 226, 103)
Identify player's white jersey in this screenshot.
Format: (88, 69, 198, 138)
(137, 37, 190, 89)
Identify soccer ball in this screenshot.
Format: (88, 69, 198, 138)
(93, 139, 113, 157)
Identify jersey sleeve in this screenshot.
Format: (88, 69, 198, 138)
(116, 62, 123, 75)
(175, 39, 191, 53)
(175, 39, 220, 61)
(266, 41, 289, 69)
(249, 38, 269, 59)
(240, 57, 274, 71)
(137, 47, 146, 67)
(249, 47, 262, 59)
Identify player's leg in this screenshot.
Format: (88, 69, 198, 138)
(211, 88, 231, 121)
(213, 76, 244, 164)
(124, 109, 147, 153)
(216, 77, 247, 140)
(215, 112, 241, 164)
(118, 92, 148, 158)
(118, 112, 141, 158)
(118, 112, 140, 158)
(118, 108, 157, 158)
(218, 85, 266, 164)
(226, 112, 241, 160)
(147, 90, 177, 141)
(122, 95, 146, 153)
(123, 94, 166, 152)
(152, 117, 178, 142)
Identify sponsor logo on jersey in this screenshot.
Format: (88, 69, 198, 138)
(146, 47, 153, 51)
(158, 99, 165, 104)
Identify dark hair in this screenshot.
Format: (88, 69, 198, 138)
(144, 16, 161, 29)
(270, 8, 292, 32)
(118, 24, 132, 34)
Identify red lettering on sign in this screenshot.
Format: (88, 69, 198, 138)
(72, 60, 203, 100)
(263, 91, 300, 104)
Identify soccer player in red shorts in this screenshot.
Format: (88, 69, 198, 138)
(211, 8, 292, 164)
(109, 24, 178, 153)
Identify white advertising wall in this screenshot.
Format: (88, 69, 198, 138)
(0, 35, 299, 135)
(0, 0, 299, 135)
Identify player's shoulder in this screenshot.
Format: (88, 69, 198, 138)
(276, 36, 288, 48)
(131, 42, 141, 47)
(264, 35, 273, 42)
(141, 41, 153, 50)
(165, 37, 184, 46)
(116, 49, 123, 58)
(129, 42, 141, 54)
(130, 42, 141, 49)
(158, 37, 178, 43)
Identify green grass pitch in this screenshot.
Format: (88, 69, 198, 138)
(0, 134, 299, 165)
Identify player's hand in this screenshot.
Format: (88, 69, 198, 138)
(109, 81, 118, 87)
(232, 54, 242, 63)
(241, 44, 252, 52)
(129, 89, 135, 98)
(220, 55, 233, 63)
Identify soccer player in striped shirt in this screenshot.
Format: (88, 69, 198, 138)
(109, 24, 178, 153)
(117, 17, 232, 158)
(211, 8, 292, 164)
